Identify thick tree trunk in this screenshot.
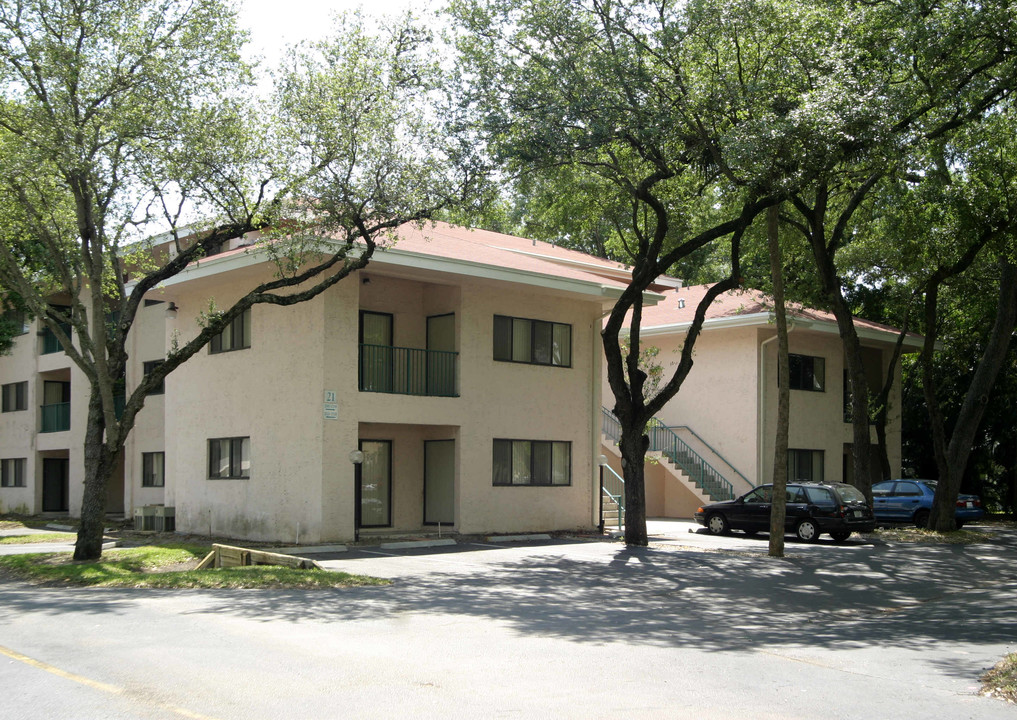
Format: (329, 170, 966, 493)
(767, 205, 788, 558)
(618, 426, 650, 546)
(74, 388, 118, 560)
(874, 420, 892, 482)
(929, 260, 1017, 531)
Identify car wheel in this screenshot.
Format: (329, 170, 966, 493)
(795, 519, 819, 543)
(914, 509, 930, 529)
(706, 513, 730, 535)
(830, 531, 850, 543)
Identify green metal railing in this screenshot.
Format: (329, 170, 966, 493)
(601, 463, 625, 529)
(671, 425, 752, 491)
(359, 344, 458, 397)
(601, 407, 736, 501)
(41, 324, 71, 354)
(40, 402, 71, 432)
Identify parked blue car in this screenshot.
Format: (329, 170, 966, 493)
(871, 479, 984, 528)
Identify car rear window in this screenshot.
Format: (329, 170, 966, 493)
(805, 487, 835, 505)
(836, 485, 867, 504)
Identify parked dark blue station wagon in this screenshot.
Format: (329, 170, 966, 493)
(695, 482, 876, 542)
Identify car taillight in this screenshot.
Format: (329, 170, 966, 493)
(836, 505, 847, 518)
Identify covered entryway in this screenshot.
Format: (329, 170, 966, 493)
(357, 423, 459, 535)
(424, 439, 454, 525)
(42, 456, 69, 512)
(357, 440, 392, 529)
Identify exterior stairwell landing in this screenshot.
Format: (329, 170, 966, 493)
(600, 408, 754, 521)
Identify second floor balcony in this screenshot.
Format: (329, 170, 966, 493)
(40, 402, 71, 433)
(359, 344, 458, 398)
(40, 323, 71, 355)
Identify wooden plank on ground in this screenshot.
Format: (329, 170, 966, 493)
(210, 543, 321, 570)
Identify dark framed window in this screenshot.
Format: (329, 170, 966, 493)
(142, 452, 165, 487)
(143, 360, 165, 395)
(143, 299, 164, 307)
(493, 315, 571, 367)
(208, 437, 250, 479)
(493, 439, 571, 486)
(1, 458, 26, 487)
(2, 309, 29, 335)
(788, 449, 824, 483)
(2, 381, 27, 412)
(209, 308, 251, 354)
(788, 354, 825, 392)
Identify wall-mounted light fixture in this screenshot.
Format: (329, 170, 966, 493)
(165, 302, 179, 318)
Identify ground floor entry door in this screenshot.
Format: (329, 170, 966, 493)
(424, 440, 454, 525)
(358, 440, 391, 528)
(42, 458, 69, 512)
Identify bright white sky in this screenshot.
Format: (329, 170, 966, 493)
(237, 0, 446, 65)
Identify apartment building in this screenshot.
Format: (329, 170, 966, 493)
(600, 285, 921, 518)
(1, 222, 663, 543)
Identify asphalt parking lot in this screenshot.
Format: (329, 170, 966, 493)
(307, 518, 884, 578)
(2, 520, 1016, 719)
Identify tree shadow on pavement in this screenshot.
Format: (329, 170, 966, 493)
(2, 534, 1015, 683)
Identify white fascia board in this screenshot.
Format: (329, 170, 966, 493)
(494, 247, 631, 280)
(631, 311, 925, 348)
(371, 244, 658, 302)
(796, 317, 926, 349)
(153, 243, 273, 287)
(153, 238, 665, 304)
(632, 313, 773, 338)
(495, 246, 685, 291)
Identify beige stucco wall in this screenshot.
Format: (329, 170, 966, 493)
(161, 259, 603, 543)
(124, 299, 169, 510)
(603, 322, 906, 497)
(164, 270, 327, 543)
(0, 321, 39, 514)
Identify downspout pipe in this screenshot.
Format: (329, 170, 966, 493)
(757, 318, 795, 486)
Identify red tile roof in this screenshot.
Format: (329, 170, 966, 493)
(638, 284, 915, 338)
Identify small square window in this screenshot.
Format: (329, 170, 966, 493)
(143, 360, 165, 395)
(142, 452, 165, 487)
(788, 354, 825, 392)
(210, 308, 251, 354)
(208, 437, 250, 479)
(0, 458, 26, 487)
(1, 382, 27, 412)
(788, 449, 824, 483)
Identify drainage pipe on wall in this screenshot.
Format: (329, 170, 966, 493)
(756, 319, 795, 486)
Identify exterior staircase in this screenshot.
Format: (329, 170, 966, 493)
(600, 408, 753, 528)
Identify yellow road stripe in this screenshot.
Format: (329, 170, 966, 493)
(0, 643, 221, 720)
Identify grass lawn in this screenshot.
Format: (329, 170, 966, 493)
(982, 654, 1017, 704)
(0, 544, 388, 589)
(0, 533, 76, 545)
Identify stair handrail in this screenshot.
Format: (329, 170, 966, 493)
(600, 462, 625, 529)
(601, 407, 737, 501)
(646, 418, 735, 500)
(668, 425, 752, 490)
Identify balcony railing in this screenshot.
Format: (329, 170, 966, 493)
(359, 344, 458, 397)
(40, 402, 71, 433)
(41, 324, 71, 354)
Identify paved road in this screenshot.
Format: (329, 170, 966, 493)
(1, 524, 1015, 719)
